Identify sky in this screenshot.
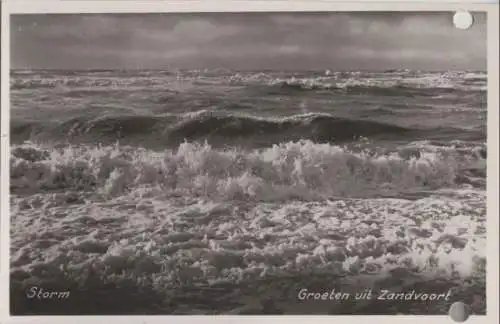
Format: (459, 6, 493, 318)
(11, 12, 487, 71)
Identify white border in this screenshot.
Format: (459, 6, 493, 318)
(1, 1, 499, 13)
(1, 1, 498, 324)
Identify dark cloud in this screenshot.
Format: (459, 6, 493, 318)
(10, 12, 487, 70)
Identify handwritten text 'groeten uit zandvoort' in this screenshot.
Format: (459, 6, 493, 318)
(297, 288, 453, 301)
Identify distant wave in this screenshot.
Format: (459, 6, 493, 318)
(10, 77, 173, 90)
(11, 111, 479, 148)
(10, 70, 486, 94)
(262, 79, 484, 97)
(166, 111, 416, 142)
(10, 140, 486, 200)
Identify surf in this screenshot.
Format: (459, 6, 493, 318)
(10, 140, 485, 201)
(11, 111, 480, 149)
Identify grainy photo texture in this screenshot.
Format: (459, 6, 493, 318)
(9, 12, 487, 315)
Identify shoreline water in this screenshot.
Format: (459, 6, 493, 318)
(9, 69, 487, 315)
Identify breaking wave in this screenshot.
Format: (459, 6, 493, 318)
(11, 140, 485, 200)
(10, 76, 175, 90)
(264, 80, 480, 97)
(10, 70, 486, 94)
(11, 111, 481, 148)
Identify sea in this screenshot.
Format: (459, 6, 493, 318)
(9, 69, 487, 315)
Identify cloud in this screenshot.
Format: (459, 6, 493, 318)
(10, 12, 487, 70)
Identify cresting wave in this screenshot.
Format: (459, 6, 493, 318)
(10, 77, 485, 95)
(10, 77, 173, 90)
(263, 79, 484, 97)
(11, 140, 485, 201)
(11, 111, 481, 147)
(10, 70, 486, 93)
(165, 112, 418, 144)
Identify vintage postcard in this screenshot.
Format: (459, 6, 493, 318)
(1, 1, 498, 323)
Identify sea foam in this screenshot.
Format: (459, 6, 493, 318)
(10, 140, 483, 201)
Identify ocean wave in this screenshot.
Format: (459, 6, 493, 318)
(10, 70, 486, 94)
(10, 76, 175, 90)
(165, 111, 418, 143)
(11, 111, 464, 147)
(10, 140, 485, 200)
(226, 71, 487, 94)
(261, 78, 484, 97)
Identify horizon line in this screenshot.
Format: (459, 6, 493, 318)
(10, 67, 488, 73)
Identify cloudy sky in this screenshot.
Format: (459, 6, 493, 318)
(11, 12, 487, 71)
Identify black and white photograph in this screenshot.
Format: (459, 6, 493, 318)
(7, 11, 488, 316)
